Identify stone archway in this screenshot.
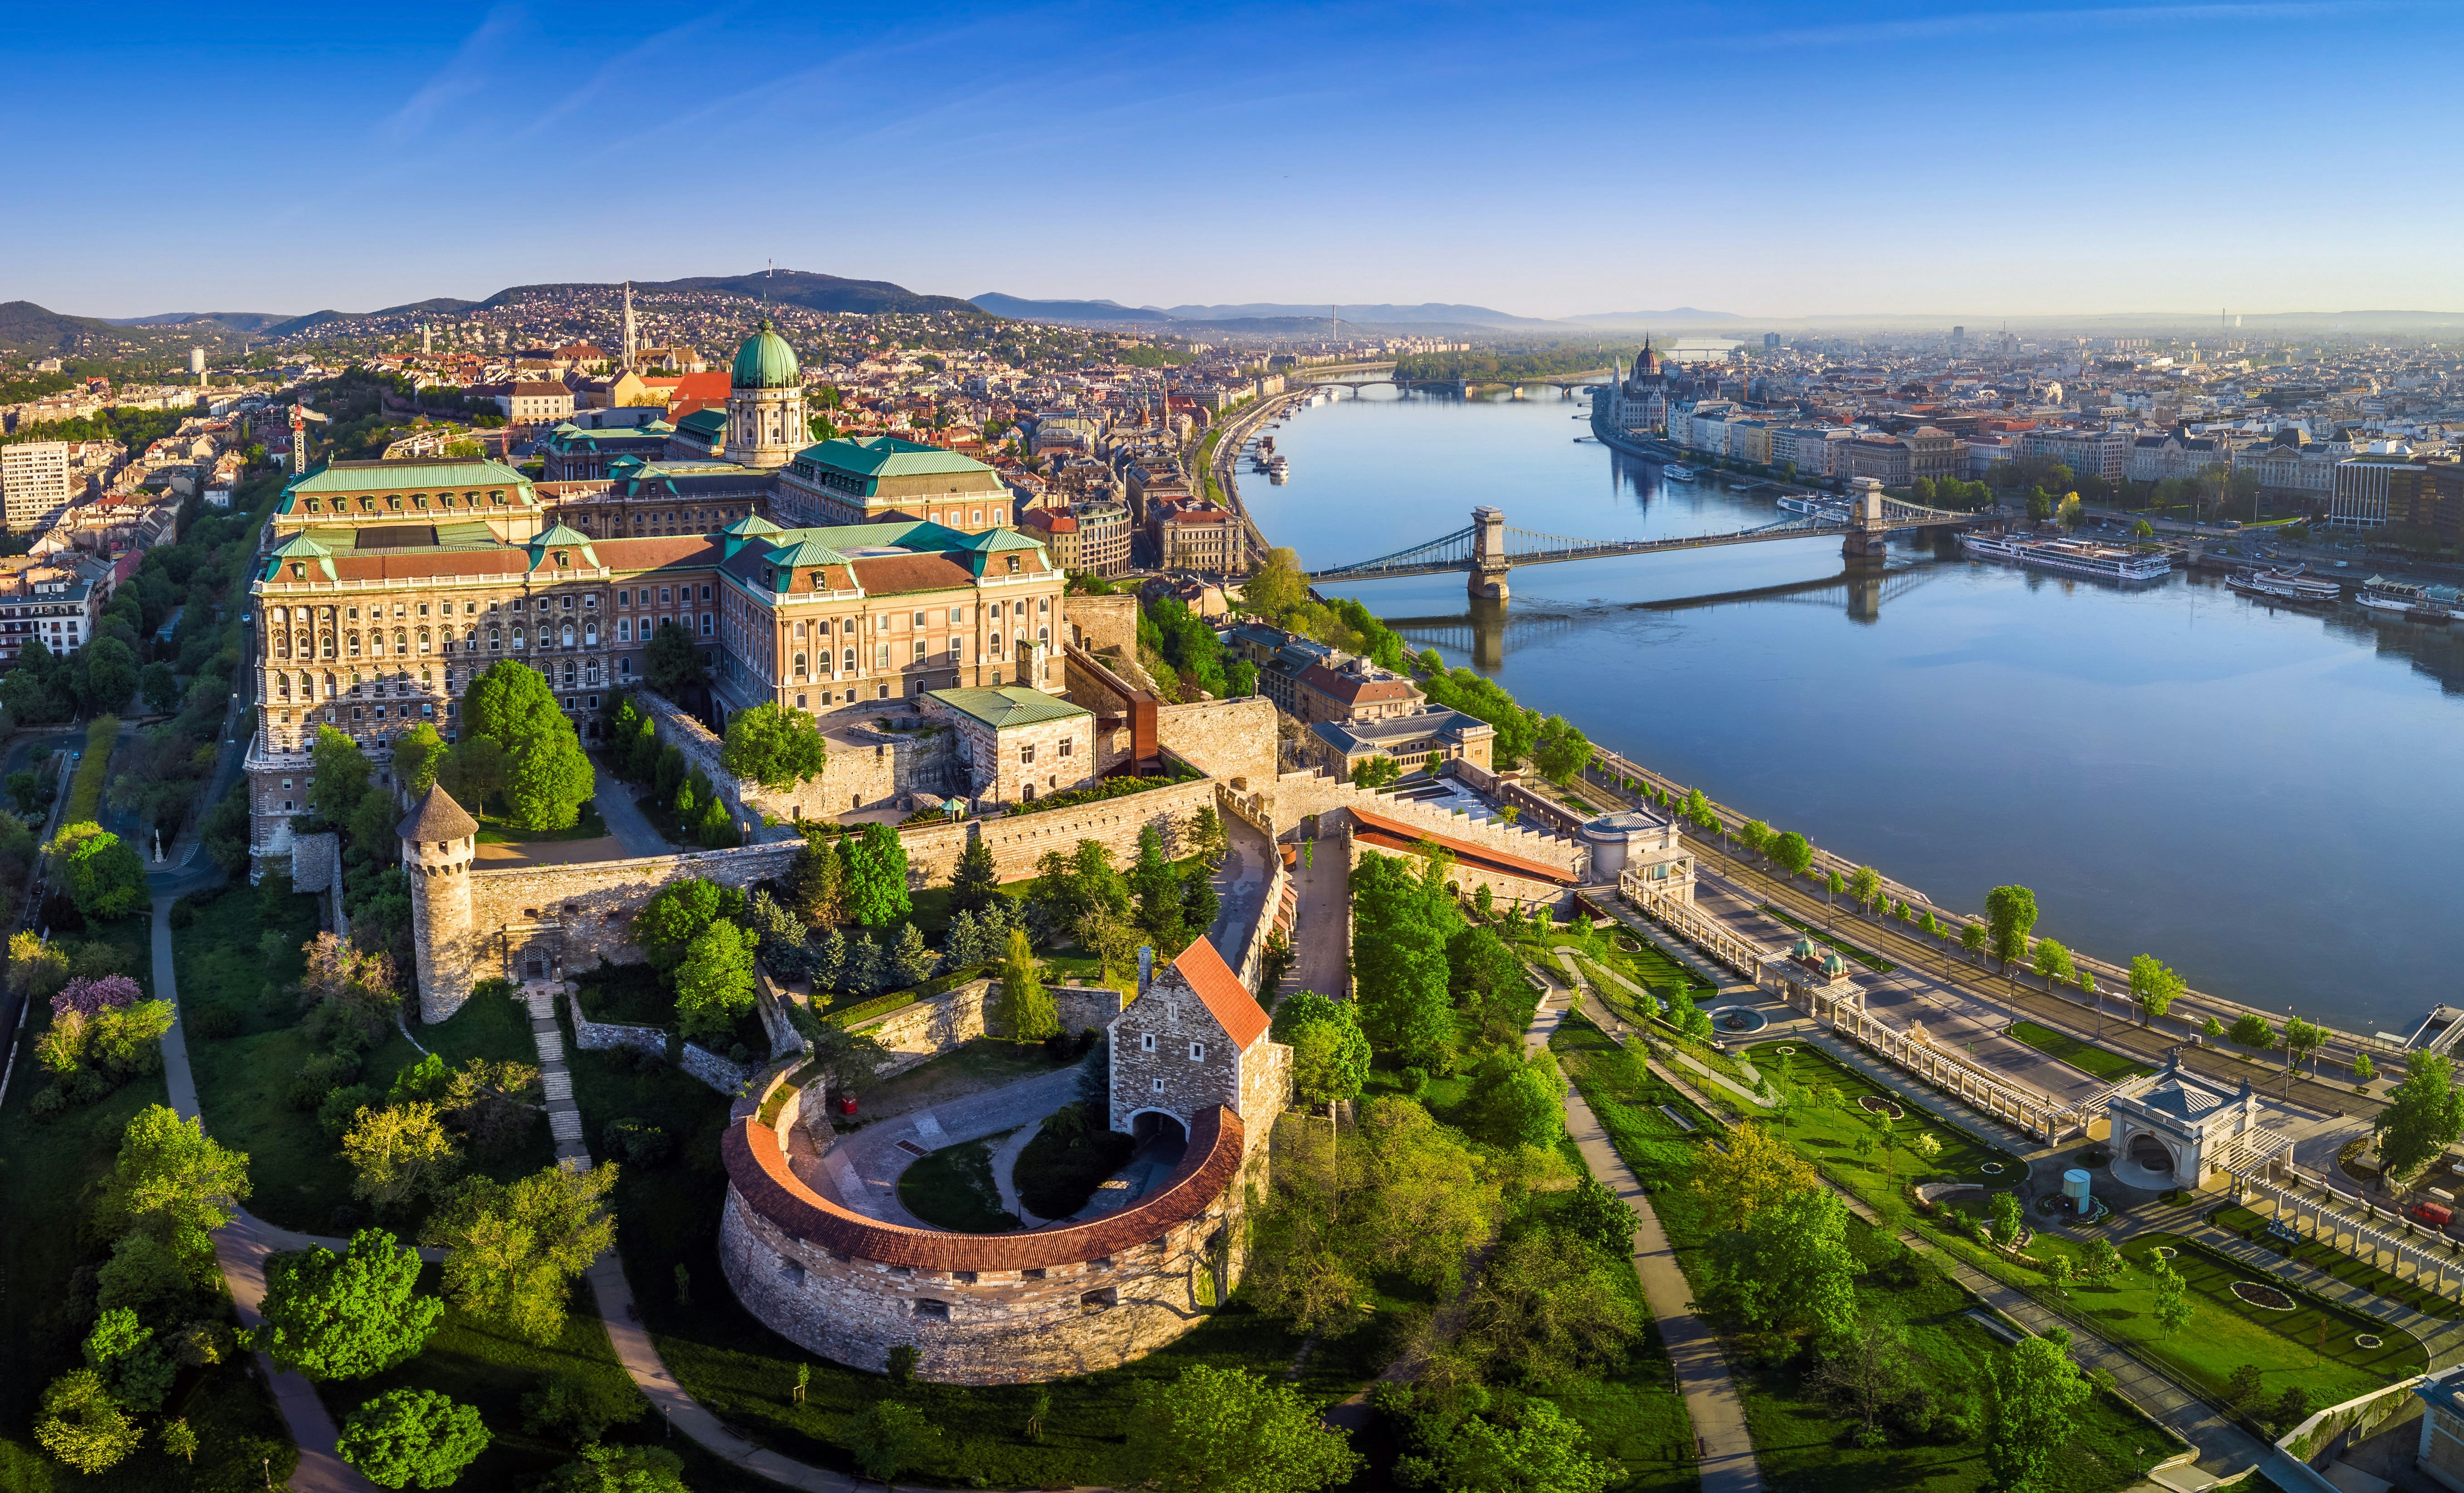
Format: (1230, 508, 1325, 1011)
(2108, 1124, 2185, 1192)
(1128, 1110, 1188, 1146)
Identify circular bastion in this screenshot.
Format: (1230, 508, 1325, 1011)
(719, 1073, 1249, 1385)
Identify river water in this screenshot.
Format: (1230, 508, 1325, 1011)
(1238, 384, 2464, 1036)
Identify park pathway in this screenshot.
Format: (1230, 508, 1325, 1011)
(1527, 966, 1762, 1493)
(519, 979, 590, 1163)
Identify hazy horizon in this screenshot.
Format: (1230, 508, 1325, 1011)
(20, 0, 2464, 320)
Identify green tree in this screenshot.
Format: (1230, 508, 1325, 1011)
(1562, 1174, 1635, 1262)
(842, 822, 912, 926)
(459, 662, 594, 831)
(1396, 1401, 1611, 1493)
(2129, 955, 2183, 1025)
(138, 662, 181, 715)
(1185, 803, 1231, 865)
(2378, 1051, 2464, 1181)
(675, 920, 758, 1042)
(422, 1164, 618, 1344)
(1131, 823, 1184, 950)
(256, 1229, 445, 1381)
(997, 927, 1059, 1040)
(948, 832, 998, 915)
(80, 636, 139, 714)
(1691, 1122, 1816, 1234)
(54, 822, 146, 920)
(628, 877, 731, 972)
(721, 701, 828, 790)
(101, 1104, 251, 1268)
(1132, 1363, 1360, 1493)
(1960, 921, 1987, 962)
(1349, 850, 1461, 1068)
(1467, 1048, 1565, 1150)
(1713, 1186, 1858, 1339)
(391, 723, 449, 798)
(82, 1307, 175, 1411)
(2354, 1052, 2376, 1090)
(1825, 868, 1845, 904)
(2031, 936, 2074, 988)
(1848, 866, 1882, 914)
(2283, 1015, 2325, 1079)
(2151, 1266, 2194, 1337)
(1243, 546, 1309, 618)
(161, 1417, 198, 1465)
(543, 1444, 689, 1493)
(1809, 1311, 1912, 1439)
(1531, 715, 1594, 786)
(1285, 999, 1371, 1113)
(1770, 831, 1814, 880)
(2229, 1012, 2275, 1061)
(785, 834, 848, 925)
(1460, 1227, 1641, 1385)
(848, 1401, 941, 1493)
(342, 1101, 460, 1214)
(1983, 1336, 2091, 1493)
(643, 619, 706, 697)
(338, 1388, 492, 1490)
(1737, 819, 1770, 858)
(34, 1370, 141, 1474)
(1984, 885, 2038, 973)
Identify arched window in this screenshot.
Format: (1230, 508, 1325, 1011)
(842, 646, 856, 673)
(418, 629, 430, 653)
(489, 627, 502, 651)
(511, 627, 525, 651)
(792, 651, 807, 676)
(393, 629, 407, 655)
(561, 624, 575, 648)
(347, 632, 362, 656)
(583, 622, 597, 646)
(277, 675, 290, 697)
(323, 672, 337, 697)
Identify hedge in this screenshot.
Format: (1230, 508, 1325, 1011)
(1002, 768, 1200, 818)
(823, 962, 997, 1028)
(61, 715, 118, 828)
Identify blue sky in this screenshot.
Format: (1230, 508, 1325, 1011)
(17, 1, 2463, 320)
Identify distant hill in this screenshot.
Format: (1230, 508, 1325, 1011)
(102, 311, 297, 333)
(372, 297, 479, 318)
(1160, 301, 1553, 328)
(970, 294, 1176, 324)
(1561, 308, 1744, 327)
(487, 270, 977, 318)
(261, 310, 357, 339)
(0, 300, 263, 357)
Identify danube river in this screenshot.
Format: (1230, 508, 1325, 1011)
(1238, 384, 2464, 1036)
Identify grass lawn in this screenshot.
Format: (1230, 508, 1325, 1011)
(1758, 902, 1897, 974)
(0, 990, 300, 1493)
(2212, 1202, 2462, 1320)
(1508, 915, 1716, 1000)
(1744, 1041, 2027, 1213)
(1554, 1018, 2180, 1493)
(897, 1135, 1022, 1232)
(1013, 1114, 1134, 1220)
(475, 804, 609, 844)
(181, 883, 557, 1234)
(853, 1037, 1079, 1121)
(564, 1040, 1396, 1488)
(2008, 1022, 2157, 1083)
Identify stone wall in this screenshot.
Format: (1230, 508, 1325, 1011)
(289, 831, 350, 937)
(810, 718, 961, 820)
(1273, 767, 1587, 879)
(562, 989, 668, 1060)
(719, 1100, 1252, 1384)
(890, 774, 1219, 886)
(1343, 822, 1576, 916)
(682, 1042, 755, 1095)
(1154, 697, 1278, 790)
(1108, 961, 1289, 1152)
(854, 978, 1124, 1081)
(1061, 592, 1139, 657)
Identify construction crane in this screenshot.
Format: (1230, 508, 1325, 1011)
(288, 402, 329, 475)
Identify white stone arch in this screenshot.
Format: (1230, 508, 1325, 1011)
(1124, 1107, 1188, 1145)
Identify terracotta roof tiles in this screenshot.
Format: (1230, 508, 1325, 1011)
(1171, 937, 1271, 1051)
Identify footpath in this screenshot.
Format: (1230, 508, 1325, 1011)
(1527, 972, 1762, 1493)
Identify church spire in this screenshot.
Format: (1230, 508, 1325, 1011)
(621, 281, 637, 373)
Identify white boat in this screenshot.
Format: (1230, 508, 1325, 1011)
(2226, 569, 2340, 605)
(1958, 533, 2031, 562)
(1663, 465, 1697, 482)
(2359, 576, 2449, 621)
(1959, 533, 2170, 583)
(1777, 494, 1846, 519)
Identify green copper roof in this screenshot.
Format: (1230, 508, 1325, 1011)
(287, 457, 532, 494)
(719, 513, 783, 538)
(731, 318, 800, 390)
(795, 435, 993, 479)
(528, 524, 598, 572)
(927, 686, 1088, 731)
(269, 533, 331, 558)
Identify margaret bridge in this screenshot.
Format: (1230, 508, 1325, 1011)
(1305, 479, 1987, 601)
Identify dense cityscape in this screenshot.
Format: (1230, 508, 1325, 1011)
(13, 5, 2464, 1493)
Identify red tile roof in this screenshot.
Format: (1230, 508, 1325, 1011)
(850, 552, 978, 595)
(1347, 803, 1576, 886)
(1171, 936, 1270, 1051)
(724, 1104, 1243, 1270)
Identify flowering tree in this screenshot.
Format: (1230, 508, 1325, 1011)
(53, 974, 143, 1018)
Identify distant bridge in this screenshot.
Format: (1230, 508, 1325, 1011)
(1307, 487, 1984, 601)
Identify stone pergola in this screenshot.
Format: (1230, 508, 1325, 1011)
(2105, 1049, 2263, 1189)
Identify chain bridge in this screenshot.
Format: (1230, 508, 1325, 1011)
(1306, 480, 1984, 601)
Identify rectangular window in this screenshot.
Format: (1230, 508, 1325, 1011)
(1190, 1042, 1205, 1061)
(1021, 744, 1036, 764)
(913, 640, 927, 662)
(1059, 740, 1073, 758)
(1141, 1033, 1155, 1052)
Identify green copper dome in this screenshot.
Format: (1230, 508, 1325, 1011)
(731, 318, 800, 390)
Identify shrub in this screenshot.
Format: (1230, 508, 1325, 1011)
(319, 1086, 378, 1138)
(289, 1051, 362, 1111)
(186, 1003, 241, 1039)
(600, 1118, 672, 1168)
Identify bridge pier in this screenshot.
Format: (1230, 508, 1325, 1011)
(1842, 476, 1890, 566)
(1469, 505, 1510, 603)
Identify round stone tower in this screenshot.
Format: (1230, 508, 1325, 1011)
(398, 783, 479, 1023)
(725, 318, 807, 470)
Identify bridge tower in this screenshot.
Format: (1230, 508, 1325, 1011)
(1469, 505, 1511, 602)
(1843, 476, 1890, 565)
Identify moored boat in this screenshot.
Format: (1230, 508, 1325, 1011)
(2359, 575, 2450, 622)
(2226, 568, 2341, 605)
(1663, 465, 1696, 482)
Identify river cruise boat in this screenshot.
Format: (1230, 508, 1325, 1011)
(1662, 465, 1697, 482)
(2359, 576, 2451, 622)
(1267, 454, 1290, 484)
(1960, 533, 2170, 583)
(1958, 532, 2031, 563)
(1777, 494, 1847, 519)
(2226, 568, 2342, 605)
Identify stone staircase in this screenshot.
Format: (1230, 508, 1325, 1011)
(520, 981, 592, 1166)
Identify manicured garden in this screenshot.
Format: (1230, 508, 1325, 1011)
(2008, 1020, 2156, 1083)
(897, 1136, 1022, 1233)
(1744, 1040, 2029, 1214)
(1554, 1017, 2180, 1493)
(1759, 901, 1897, 974)
(2212, 1201, 2463, 1320)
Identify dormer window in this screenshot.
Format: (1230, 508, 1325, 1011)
(764, 568, 776, 587)
(555, 552, 569, 568)
(387, 496, 403, 510)
(1006, 556, 1020, 573)
(290, 563, 304, 578)
(812, 572, 826, 591)
(305, 498, 321, 512)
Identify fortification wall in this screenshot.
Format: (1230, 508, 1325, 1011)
(1273, 768, 1586, 876)
(719, 1100, 1254, 1384)
(856, 979, 1124, 1079)
(561, 990, 668, 1060)
(1154, 697, 1277, 789)
(1061, 593, 1139, 657)
(1343, 823, 1574, 915)
(892, 775, 1218, 886)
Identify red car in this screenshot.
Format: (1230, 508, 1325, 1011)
(2410, 1201, 2453, 1228)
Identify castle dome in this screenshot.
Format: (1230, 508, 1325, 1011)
(731, 318, 800, 390)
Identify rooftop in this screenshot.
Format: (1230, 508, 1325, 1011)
(798, 435, 996, 480)
(926, 686, 1089, 731)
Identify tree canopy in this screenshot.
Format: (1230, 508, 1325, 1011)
(255, 1229, 444, 1381)
(422, 1163, 619, 1344)
(54, 822, 146, 920)
(1349, 849, 1462, 1068)
(2378, 1050, 2464, 1180)
(101, 1104, 251, 1268)
(1983, 885, 2038, 969)
(1132, 1363, 1360, 1493)
(722, 701, 828, 791)
(338, 1388, 492, 1490)
(458, 661, 594, 830)
(841, 822, 913, 927)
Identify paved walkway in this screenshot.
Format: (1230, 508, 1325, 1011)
(803, 1064, 1083, 1226)
(518, 980, 590, 1163)
(590, 759, 677, 858)
(1278, 835, 1347, 1005)
(1205, 813, 1273, 965)
(1529, 971, 1761, 1493)
(1552, 948, 1776, 1113)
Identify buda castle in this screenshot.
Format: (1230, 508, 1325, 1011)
(243, 321, 1055, 864)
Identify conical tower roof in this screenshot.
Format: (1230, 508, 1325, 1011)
(397, 783, 479, 842)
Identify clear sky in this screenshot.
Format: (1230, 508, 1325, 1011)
(19, 1, 2464, 321)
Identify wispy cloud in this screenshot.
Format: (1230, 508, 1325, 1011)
(1759, 1, 2401, 47)
(381, 5, 524, 140)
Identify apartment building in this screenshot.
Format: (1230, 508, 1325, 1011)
(1, 442, 73, 534)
